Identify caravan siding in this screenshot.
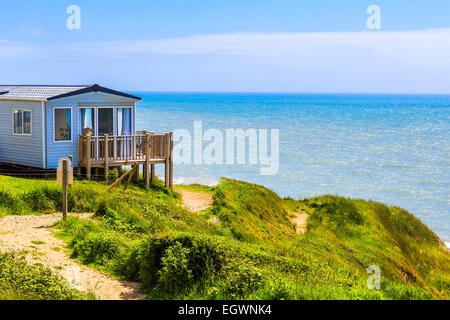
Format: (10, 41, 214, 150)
(46, 100, 79, 169)
(0, 100, 44, 168)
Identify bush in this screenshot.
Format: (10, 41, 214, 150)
(122, 233, 227, 292)
(223, 264, 263, 298)
(158, 242, 193, 292)
(95, 199, 117, 219)
(107, 169, 119, 182)
(118, 167, 129, 177)
(22, 187, 61, 212)
(70, 232, 120, 265)
(69, 184, 101, 213)
(94, 197, 152, 233)
(259, 278, 297, 300)
(0, 190, 15, 209)
(212, 189, 225, 206)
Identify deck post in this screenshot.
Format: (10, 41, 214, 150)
(151, 164, 155, 184)
(104, 134, 109, 180)
(142, 131, 147, 183)
(77, 135, 82, 176)
(62, 159, 68, 220)
(113, 136, 117, 162)
(145, 133, 150, 187)
(169, 132, 174, 189)
(69, 155, 73, 189)
(150, 132, 155, 184)
(165, 133, 170, 188)
(86, 134, 91, 180)
(134, 162, 140, 183)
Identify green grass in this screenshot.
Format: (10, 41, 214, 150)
(0, 252, 88, 300)
(31, 241, 46, 245)
(0, 175, 448, 300)
(174, 184, 215, 195)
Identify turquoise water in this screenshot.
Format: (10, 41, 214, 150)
(135, 93, 450, 243)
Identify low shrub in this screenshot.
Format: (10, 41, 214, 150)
(158, 242, 193, 292)
(0, 190, 16, 208)
(258, 277, 297, 300)
(122, 233, 227, 293)
(223, 264, 263, 298)
(95, 199, 118, 219)
(107, 169, 119, 182)
(22, 186, 61, 212)
(69, 184, 102, 213)
(70, 232, 120, 265)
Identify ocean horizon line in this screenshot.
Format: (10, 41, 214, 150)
(129, 91, 450, 96)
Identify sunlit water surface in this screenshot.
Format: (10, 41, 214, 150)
(135, 93, 450, 243)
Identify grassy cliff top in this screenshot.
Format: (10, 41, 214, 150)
(0, 175, 448, 300)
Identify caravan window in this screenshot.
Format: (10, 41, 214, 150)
(54, 108, 72, 142)
(80, 108, 95, 132)
(13, 109, 32, 135)
(117, 108, 132, 135)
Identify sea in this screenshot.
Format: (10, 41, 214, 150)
(134, 93, 450, 245)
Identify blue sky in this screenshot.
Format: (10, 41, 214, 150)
(1, 1, 450, 93)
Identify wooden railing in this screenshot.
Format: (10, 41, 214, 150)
(79, 132, 173, 166)
(78, 131, 174, 187)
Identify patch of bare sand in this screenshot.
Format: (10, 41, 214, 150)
(0, 213, 145, 300)
(176, 190, 214, 212)
(291, 211, 309, 234)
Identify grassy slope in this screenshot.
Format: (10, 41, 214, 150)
(0, 253, 88, 300)
(0, 175, 448, 300)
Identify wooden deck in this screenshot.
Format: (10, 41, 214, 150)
(78, 131, 174, 188)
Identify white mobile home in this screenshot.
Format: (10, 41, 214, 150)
(0, 85, 173, 187)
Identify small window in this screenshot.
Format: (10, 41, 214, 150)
(54, 108, 72, 142)
(13, 110, 31, 135)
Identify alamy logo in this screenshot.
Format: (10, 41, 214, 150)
(367, 265, 381, 290)
(67, 5, 81, 30)
(66, 265, 81, 290)
(366, 5, 381, 30)
(174, 121, 280, 175)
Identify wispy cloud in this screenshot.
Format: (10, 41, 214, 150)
(67, 29, 450, 64)
(2, 29, 450, 93)
(21, 29, 46, 37)
(0, 40, 36, 58)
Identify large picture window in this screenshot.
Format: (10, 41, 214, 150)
(13, 109, 32, 135)
(54, 108, 72, 142)
(78, 106, 134, 136)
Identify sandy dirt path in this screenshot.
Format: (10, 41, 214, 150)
(291, 211, 309, 234)
(0, 214, 145, 300)
(176, 190, 214, 212)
